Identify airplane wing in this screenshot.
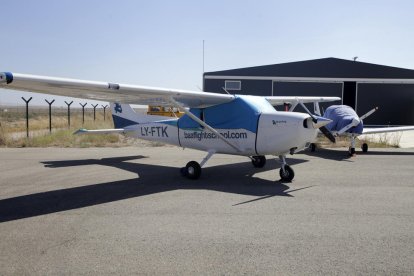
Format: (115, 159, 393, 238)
(0, 72, 234, 108)
(265, 96, 341, 106)
(0, 72, 341, 108)
(362, 126, 414, 135)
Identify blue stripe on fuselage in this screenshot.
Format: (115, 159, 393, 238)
(178, 95, 274, 133)
(112, 116, 178, 129)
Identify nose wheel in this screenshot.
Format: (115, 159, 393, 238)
(279, 165, 294, 182)
(279, 155, 295, 182)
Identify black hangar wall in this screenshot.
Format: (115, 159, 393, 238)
(204, 58, 414, 126)
(357, 84, 414, 126)
(272, 82, 342, 113)
(203, 79, 273, 97)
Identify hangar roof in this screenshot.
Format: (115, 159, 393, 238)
(204, 58, 414, 80)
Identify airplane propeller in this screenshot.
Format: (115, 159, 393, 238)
(319, 125, 336, 143)
(298, 101, 336, 143)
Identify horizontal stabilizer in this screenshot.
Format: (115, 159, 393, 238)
(74, 128, 130, 135)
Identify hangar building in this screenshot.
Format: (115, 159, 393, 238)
(203, 58, 414, 126)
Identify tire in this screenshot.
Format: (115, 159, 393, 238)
(362, 143, 368, 153)
(185, 161, 201, 179)
(279, 165, 294, 182)
(310, 143, 316, 152)
(349, 147, 356, 156)
(251, 156, 266, 168)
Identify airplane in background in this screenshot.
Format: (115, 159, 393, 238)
(0, 72, 339, 182)
(304, 103, 414, 155)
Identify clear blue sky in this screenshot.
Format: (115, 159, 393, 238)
(1, 0, 414, 106)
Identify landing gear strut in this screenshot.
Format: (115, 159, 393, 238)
(349, 135, 356, 156)
(279, 155, 294, 182)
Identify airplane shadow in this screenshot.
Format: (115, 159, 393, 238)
(0, 156, 310, 223)
(304, 147, 414, 161)
(356, 149, 414, 156)
(304, 148, 354, 161)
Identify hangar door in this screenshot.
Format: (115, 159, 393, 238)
(273, 82, 342, 113)
(357, 84, 414, 126)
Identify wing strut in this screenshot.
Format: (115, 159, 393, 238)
(169, 98, 242, 152)
(360, 107, 378, 120)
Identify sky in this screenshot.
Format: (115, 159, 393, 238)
(1, 0, 414, 106)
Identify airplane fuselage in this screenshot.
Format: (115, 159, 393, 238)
(118, 96, 319, 156)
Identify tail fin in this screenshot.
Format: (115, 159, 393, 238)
(110, 103, 156, 128)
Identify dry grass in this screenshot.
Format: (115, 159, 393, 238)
(315, 133, 400, 149)
(1, 107, 109, 132)
(0, 107, 164, 148)
(360, 132, 402, 148)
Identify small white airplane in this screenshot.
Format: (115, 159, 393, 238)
(0, 72, 340, 181)
(303, 104, 414, 155)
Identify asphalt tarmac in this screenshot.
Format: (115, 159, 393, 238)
(0, 146, 413, 275)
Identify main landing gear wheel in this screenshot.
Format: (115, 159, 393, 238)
(279, 165, 294, 182)
(182, 161, 202, 179)
(349, 147, 356, 156)
(251, 156, 266, 168)
(310, 143, 316, 152)
(362, 143, 368, 153)
(181, 151, 214, 180)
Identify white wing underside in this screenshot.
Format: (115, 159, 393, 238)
(1, 72, 340, 108)
(1, 73, 235, 108)
(265, 96, 341, 106)
(362, 126, 414, 134)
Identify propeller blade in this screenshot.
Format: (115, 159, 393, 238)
(320, 125, 336, 143)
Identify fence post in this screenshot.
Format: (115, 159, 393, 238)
(64, 101, 73, 128)
(91, 104, 98, 121)
(45, 99, 55, 133)
(21, 97, 33, 138)
(80, 102, 87, 125)
(101, 104, 108, 121)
